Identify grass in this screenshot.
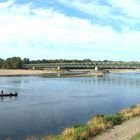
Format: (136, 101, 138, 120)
(104, 113, 124, 125)
(130, 133, 140, 140)
(41, 104, 140, 140)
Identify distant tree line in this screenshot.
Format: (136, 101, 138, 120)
(0, 58, 95, 69)
(1, 57, 140, 69)
(29, 59, 93, 64)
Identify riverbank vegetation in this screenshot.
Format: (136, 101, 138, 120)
(42, 104, 140, 140)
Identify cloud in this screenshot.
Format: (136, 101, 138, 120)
(108, 0, 140, 17)
(58, 0, 140, 31)
(0, 0, 140, 60)
(58, 0, 111, 17)
(0, 0, 14, 8)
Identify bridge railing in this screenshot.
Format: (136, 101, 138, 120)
(23, 62, 140, 69)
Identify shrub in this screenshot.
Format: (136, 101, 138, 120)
(120, 108, 134, 120)
(104, 113, 124, 125)
(88, 115, 105, 125)
(63, 128, 74, 137)
(53, 134, 64, 140)
(73, 124, 85, 129)
(73, 126, 90, 140)
(133, 106, 140, 116)
(131, 105, 137, 109)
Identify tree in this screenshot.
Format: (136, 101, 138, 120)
(0, 58, 4, 68)
(5, 57, 23, 69)
(23, 58, 30, 64)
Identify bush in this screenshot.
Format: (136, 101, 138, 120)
(131, 105, 137, 109)
(73, 126, 90, 140)
(53, 134, 64, 140)
(88, 115, 105, 125)
(104, 113, 124, 125)
(73, 124, 85, 129)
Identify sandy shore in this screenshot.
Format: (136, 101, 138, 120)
(0, 69, 139, 76)
(93, 116, 140, 140)
(0, 69, 103, 77)
(0, 69, 57, 76)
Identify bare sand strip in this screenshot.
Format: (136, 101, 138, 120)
(93, 116, 140, 140)
(0, 69, 57, 76)
(0, 69, 139, 76)
(0, 69, 103, 77)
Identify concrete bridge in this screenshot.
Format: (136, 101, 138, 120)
(23, 62, 140, 70)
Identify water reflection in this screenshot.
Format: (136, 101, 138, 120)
(0, 96, 18, 103)
(48, 73, 140, 87)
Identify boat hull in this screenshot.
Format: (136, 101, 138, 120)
(0, 93, 18, 97)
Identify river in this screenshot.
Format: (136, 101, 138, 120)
(0, 72, 140, 139)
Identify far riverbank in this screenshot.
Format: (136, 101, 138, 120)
(0, 69, 103, 77)
(1, 69, 140, 77)
(0, 69, 57, 76)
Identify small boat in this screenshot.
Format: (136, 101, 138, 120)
(0, 92, 18, 97)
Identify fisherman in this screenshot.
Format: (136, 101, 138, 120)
(14, 92, 18, 96)
(1, 90, 3, 95)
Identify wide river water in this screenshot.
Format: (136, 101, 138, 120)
(0, 72, 140, 139)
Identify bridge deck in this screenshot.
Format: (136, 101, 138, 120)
(23, 62, 140, 69)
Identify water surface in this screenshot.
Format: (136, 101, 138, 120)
(0, 73, 140, 139)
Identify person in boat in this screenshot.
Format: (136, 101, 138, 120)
(1, 90, 3, 95)
(13, 91, 17, 95)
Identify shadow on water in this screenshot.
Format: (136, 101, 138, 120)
(40, 72, 102, 78)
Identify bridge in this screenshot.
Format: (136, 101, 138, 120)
(23, 62, 140, 70)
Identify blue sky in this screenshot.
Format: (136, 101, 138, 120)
(0, 0, 140, 60)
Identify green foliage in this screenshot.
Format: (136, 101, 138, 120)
(104, 113, 124, 125)
(73, 126, 89, 140)
(131, 105, 137, 109)
(23, 58, 30, 64)
(0, 58, 4, 68)
(130, 133, 140, 140)
(73, 124, 85, 129)
(5, 57, 23, 69)
(53, 134, 64, 140)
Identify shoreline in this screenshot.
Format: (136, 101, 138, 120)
(42, 104, 140, 140)
(0, 69, 58, 76)
(0, 69, 103, 77)
(0, 68, 140, 77)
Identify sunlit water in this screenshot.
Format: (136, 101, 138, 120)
(0, 73, 140, 139)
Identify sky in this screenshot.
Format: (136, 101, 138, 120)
(0, 0, 140, 60)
